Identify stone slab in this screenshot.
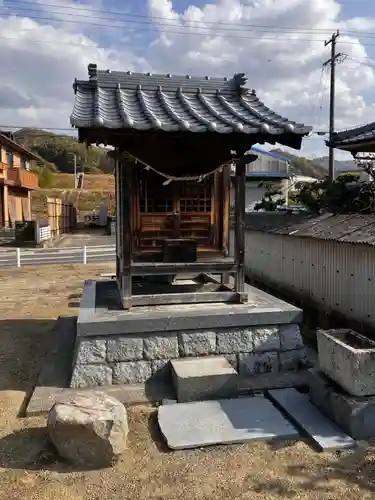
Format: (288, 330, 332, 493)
(267, 388, 356, 451)
(171, 356, 238, 402)
(26, 382, 175, 417)
(77, 280, 303, 337)
(308, 368, 375, 441)
(37, 316, 77, 388)
(158, 396, 299, 450)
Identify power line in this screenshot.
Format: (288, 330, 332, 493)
(1, 5, 375, 47)
(4, 0, 374, 37)
(1, 18, 375, 49)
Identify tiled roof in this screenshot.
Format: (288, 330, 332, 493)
(70, 64, 312, 139)
(244, 212, 375, 246)
(327, 122, 375, 149)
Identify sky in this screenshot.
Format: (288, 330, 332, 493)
(0, 0, 375, 163)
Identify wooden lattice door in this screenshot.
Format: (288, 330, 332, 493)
(136, 172, 215, 251)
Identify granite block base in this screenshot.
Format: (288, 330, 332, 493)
(70, 279, 306, 389)
(308, 368, 375, 440)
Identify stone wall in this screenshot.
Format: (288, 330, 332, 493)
(70, 324, 306, 388)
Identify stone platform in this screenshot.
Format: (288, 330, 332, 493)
(71, 278, 306, 388)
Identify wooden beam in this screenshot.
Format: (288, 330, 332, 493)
(131, 291, 242, 306)
(234, 157, 246, 294)
(131, 259, 235, 276)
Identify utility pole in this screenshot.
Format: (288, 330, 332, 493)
(323, 30, 342, 182)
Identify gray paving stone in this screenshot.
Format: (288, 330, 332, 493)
(107, 337, 143, 362)
(239, 352, 279, 375)
(171, 356, 238, 402)
(70, 364, 112, 388)
(279, 324, 304, 350)
(267, 388, 356, 451)
(216, 329, 253, 354)
(179, 331, 216, 356)
(158, 396, 299, 450)
(144, 334, 179, 360)
(75, 339, 106, 364)
(252, 327, 281, 352)
(113, 361, 152, 384)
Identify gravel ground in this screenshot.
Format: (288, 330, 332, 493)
(0, 264, 374, 500)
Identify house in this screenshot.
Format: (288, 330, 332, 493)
(0, 132, 39, 227)
(231, 147, 293, 211)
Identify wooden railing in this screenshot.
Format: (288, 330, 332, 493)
(6, 168, 38, 190)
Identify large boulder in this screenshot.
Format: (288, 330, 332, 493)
(47, 391, 128, 468)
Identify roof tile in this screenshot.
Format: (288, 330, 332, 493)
(70, 64, 312, 137)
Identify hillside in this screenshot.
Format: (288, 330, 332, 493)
(14, 128, 113, 174)
(270, 149, 326, 178)
(313, 155, 358, 172)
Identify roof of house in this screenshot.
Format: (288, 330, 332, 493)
(250, 146, 290, 161)
(327, 122, 375, 151)
(70, 64, 312, 143)
(244, 212, 375, 246)
(0, 132, 42, 162)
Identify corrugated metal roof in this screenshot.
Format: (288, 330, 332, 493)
(245, 212, 375, 246)
(70, 64, 312, 139)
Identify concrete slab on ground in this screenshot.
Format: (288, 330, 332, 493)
(171, 356, 238, 402)
(158, 396, 299, 450)
(267, 388, 356, 451)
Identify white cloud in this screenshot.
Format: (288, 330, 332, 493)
(0, 0, 374, 163)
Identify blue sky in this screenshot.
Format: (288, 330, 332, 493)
(0, 0, 374, 160)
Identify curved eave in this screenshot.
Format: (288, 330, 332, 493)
(69, 84, 312, 138)
(70, 118, 311, 136)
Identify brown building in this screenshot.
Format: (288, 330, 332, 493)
(0, 132, 39, 227)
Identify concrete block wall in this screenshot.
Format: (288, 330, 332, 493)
(70, 324, 307, 388)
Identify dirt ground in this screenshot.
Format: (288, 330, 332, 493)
(0, 264, 375, 500)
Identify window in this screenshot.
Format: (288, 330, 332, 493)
(6, 151, 13, 168)
(20, 157, 30, 170)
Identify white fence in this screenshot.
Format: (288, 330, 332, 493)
(0, 245, 116, 268)
(241, 230, 375, 328)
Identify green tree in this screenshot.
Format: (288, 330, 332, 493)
(254, 182, 286, 211)
(293, 173, 375, 214)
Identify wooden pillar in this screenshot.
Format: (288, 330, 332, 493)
(115, 153, 122, 283)
(234, 158, 246, 293)
(116, 152, 133, 310)
(222, 165, 231, 256)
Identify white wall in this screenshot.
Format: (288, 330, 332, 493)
(231, 180, 286, 211)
